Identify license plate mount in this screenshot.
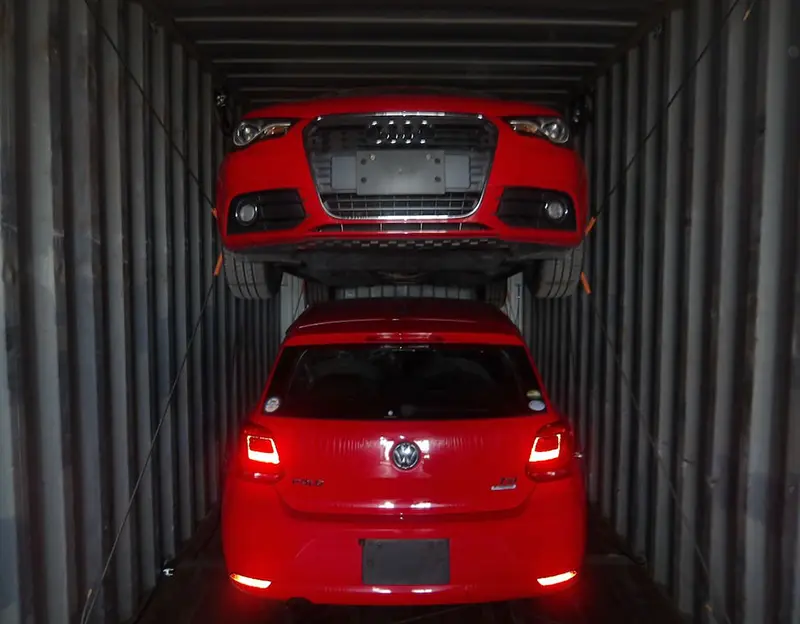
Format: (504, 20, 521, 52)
(361, 538, 450, 586)
(355, 150, 447, 196)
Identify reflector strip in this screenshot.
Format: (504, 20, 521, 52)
(536, 570, 577, 586)
(230, 574, 272, 589)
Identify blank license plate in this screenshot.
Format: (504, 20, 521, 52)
(362, 539, 450, 585)
(355, 150, 446, 196)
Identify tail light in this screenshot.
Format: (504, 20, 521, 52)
(526, 421, 575, 481)
(236, 423, 284, 482)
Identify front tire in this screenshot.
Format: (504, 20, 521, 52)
(527, 242, 585, 299)
(223, 253, 282, 300)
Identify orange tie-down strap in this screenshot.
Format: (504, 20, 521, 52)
(580, 272, 591, 295)
(214, 252, 224, 277)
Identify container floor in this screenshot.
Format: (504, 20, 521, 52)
(132, 509, 684, 624)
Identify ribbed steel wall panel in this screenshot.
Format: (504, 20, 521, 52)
(525, 2, 800, 623)
(2, 1, 798, 624)
(279, 275, 526, 334)
(0, 1, 281, 623)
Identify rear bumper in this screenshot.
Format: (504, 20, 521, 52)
(221, 478, 587, 606)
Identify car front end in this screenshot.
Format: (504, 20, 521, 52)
(216, 93, 589, 290)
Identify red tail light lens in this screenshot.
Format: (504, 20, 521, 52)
(529, 432, 562, 463)
(527, 422, 574, 481)
(237, 424, 283, 482)
(247, 434, 280, 465)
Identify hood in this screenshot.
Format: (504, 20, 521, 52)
(242, 90, 562, 120)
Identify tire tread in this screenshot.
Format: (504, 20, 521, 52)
(224, 253, 280, 300)
(532, 243, 584, 299)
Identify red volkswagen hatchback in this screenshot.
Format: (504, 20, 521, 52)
(221, 298, 586, 607)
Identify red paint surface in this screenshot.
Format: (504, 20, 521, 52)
(221, 299, 588, 606)
(215, 95, 589, 251)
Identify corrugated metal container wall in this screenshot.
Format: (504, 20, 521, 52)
(279, 273, 525, 335)
(0, 0, 281, 622)
(2, 1, 798, 624)
(525, 2, 799, 624)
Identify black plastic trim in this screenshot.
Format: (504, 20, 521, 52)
(496, 187, 577, 231)
(227, 189, 306, 234)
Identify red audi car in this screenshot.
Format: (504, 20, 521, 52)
(216, 89, 589, 304)
(221, 298, 587, 608)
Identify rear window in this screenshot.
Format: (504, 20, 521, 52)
(264, 343, 545, 420)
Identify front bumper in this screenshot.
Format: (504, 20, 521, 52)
(216, 113, 588, 255)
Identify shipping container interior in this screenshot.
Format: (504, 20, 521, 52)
(0, 1, 798, 624)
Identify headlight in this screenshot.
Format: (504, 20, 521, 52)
(232, 119, 296, 148)
(505, 117, 570, 145)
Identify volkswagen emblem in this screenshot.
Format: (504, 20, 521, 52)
(391, 441, 420, 470)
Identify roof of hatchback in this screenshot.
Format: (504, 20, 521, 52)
(287, 298, 521, 341)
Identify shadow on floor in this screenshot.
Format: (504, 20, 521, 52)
(130, 509, 684, 624)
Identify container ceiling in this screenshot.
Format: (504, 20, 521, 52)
(155, 0, 677, 110)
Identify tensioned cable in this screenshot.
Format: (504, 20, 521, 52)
(573, 294, 733, 624)
(82, 0, 219, 212)
(587, 0, 750, 223)
(78, 0, 752, 621)
(80, 282, 215, 624)
(553, 2, 757, 622)
(78, 0, 227, 621)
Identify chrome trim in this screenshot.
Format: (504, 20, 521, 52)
(320, 197, 483, 221)
(305, 112, 496, 222)
(490, 476, 518, 491)
(323, 187, 487, 221)
(391, 441, 421, 471)
(316, 111, 485, 119)
(321, 195, 487, 221)
(490, 483, 518, 491)
(320, 212, 482, 221)
(316, 222, 487, 232)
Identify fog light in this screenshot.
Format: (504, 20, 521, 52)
(235, 203, 258, 226)
(230, 574, 272, 589)
(544, 200, 568, 221)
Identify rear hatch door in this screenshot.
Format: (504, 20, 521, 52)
(258, 341, 553, 517)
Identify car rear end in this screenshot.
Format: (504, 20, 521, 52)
(221, 315, 586, 605)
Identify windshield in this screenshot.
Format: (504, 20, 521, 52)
(264, 343, 544, 420)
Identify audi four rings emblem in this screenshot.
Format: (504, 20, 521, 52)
(366, 119, 433, 145)
(392, 441, 421, 470)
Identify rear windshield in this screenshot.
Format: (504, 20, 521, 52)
(264, 343, 544, 420)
